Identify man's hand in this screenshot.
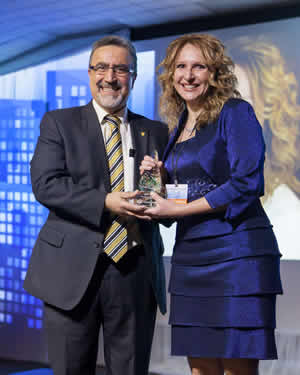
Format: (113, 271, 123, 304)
(105, 190, 150, 219)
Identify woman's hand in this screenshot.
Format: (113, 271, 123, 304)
(144, 192, 182, 219)
(144, 193, 214, 219)
(139, 155, 164, 175)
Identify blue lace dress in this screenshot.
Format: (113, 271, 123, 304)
(163, 99, 282, 359)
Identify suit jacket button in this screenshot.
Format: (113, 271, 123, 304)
(94, 242, 100, 248)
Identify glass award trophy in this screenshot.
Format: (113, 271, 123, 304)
(137, 150, 165, 207)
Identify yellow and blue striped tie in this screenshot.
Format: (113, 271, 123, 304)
(103, 115, 128, 262)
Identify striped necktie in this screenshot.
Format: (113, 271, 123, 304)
(103, 115, 128, 262)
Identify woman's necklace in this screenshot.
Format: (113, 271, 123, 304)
(178, 124, 197, 143)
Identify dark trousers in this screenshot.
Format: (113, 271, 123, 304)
(44, 246, 157, 375)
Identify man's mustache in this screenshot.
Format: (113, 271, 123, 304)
(96, 80, 121, 90)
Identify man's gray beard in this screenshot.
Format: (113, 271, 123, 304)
(96, 92, 125, 110)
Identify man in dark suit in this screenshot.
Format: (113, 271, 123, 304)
(24, 35, 169, 375)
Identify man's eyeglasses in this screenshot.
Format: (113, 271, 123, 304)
(89, 63, 135, 76)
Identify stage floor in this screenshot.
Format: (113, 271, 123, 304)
(0, 360, 166, 375)
(0, 360, 105, 375)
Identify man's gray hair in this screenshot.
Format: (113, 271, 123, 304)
(89, 35, 137, 73)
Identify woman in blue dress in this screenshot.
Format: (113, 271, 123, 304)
(140, 34, 283, 375)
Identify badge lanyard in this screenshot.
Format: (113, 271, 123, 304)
(171, 125, 196, 186)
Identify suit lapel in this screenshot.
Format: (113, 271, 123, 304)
(162, 128, 177, 162)
(128, 110, 149, 189)
(83, 101, 111, 192)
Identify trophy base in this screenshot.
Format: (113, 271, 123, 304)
(135, 191, 157, 207)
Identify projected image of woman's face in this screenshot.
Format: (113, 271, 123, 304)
(234, 64, 253, 106)
(228, 36, 300, 260)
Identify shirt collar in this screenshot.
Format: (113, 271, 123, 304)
(92, 99, 128, 126)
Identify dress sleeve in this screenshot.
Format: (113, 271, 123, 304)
(204, 101, 265, 220)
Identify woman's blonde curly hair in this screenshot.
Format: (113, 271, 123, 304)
(227, 36, 300, 198)
(157, 33, 240, 131)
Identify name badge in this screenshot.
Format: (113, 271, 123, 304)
(166, 184, 188, 204)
